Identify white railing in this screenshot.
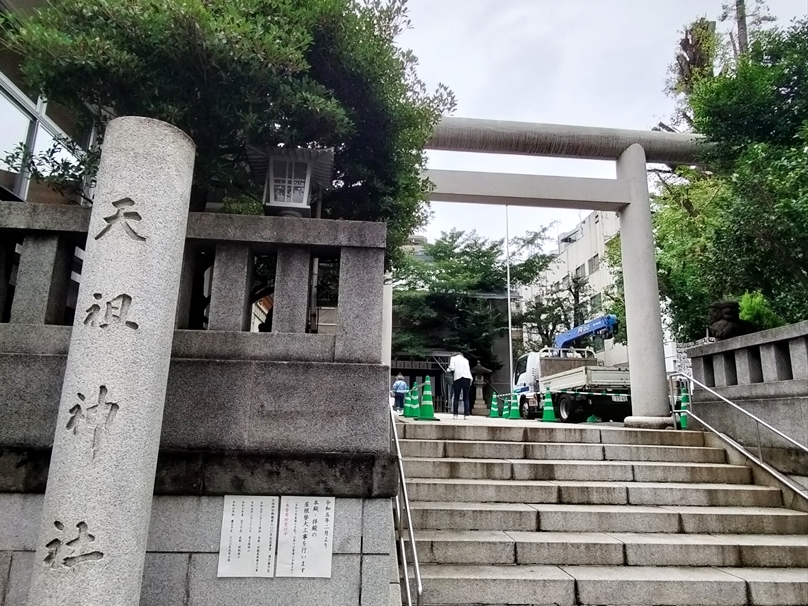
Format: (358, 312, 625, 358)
(390, 407, 423, 606)
(671, 372, 808, 501)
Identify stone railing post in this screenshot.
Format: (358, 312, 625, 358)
(207, 243, 252, 331)
(27, 117, 195, 605)
(9, 233, 74, 324)
(272, 246, 311, 333)
(335, 247, 384, 363)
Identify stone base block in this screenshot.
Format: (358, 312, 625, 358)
(1, 448, 397, 498)
(0, 353, 391, 455)
(624, 415, 674, 429)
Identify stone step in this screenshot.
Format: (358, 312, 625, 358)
(409, 502, 541, 531)
(403, 457, 752, 484)
(410, 564, 808, 605)
(409, 502, 808, 534)
(407, 478, 782, 507)
(713, 534, 808, 567)
(413, 564, 576, 605)
(399, 439, 726, 463)
(718, 567, 808, 606)
(409, 530, 808, 568)
(400, 421, 705, 446)
(533, 504, 808, 535)
(562, 565, 806, 606)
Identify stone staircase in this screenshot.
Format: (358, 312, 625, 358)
(398, 419, 808, 606)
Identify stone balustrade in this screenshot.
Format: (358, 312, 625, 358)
(687, 321, 808, 479)
(0, 200, 396, 496)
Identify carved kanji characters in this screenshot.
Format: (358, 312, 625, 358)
(65, 386, 119, 459)
(84, 293, 139, 330)
(44, 521, 104, 569)
(95, 198, 146, 242)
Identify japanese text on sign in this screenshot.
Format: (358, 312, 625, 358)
(275, 496, 335, 578)
(217, 496, 278, 578)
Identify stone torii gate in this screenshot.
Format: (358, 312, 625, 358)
(424, 117, 705, 429)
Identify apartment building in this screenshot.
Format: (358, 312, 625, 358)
(520, 211, 679, 370)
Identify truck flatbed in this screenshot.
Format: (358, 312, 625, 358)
(543, 365, 630, 393)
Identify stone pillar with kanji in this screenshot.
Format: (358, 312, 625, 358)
(27, 117, 195, 605)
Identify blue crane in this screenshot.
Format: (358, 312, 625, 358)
(554, 314, 619, 349)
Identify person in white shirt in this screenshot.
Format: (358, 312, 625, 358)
(448, 352, 473, 419)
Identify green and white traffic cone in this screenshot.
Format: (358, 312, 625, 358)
(541, 387, 557, 423)
(417, 377, 438, 421)
(680, 388, 689, 430)
(403, 386, 416, 418)
(508, 393, 521, 419)
(488, 393, 499, 418)
(501, 394, 511, 418)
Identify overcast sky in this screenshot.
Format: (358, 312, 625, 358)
(398, 0, 808, 246)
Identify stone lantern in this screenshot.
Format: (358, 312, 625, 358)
(471, 363, 492, 411)
(246, 145, 334, 217)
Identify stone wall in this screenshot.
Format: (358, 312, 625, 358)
(0, 200, 399, 605)
(0, 494, 399, 606)
(686, 321, 808, 477)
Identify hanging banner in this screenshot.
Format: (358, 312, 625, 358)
(275, 496, 335, 578)
(217, 496, 279, 578)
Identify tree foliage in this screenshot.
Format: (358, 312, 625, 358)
(514, 274, 591, 353)
(691, 16, 808, 160)
(652, 170, 728, 341)
(393, 229, 558, 370)
(739, 291, 784, 330)
(602, 235, 628, 344)
(0, 0, 455, 262)
(643, 5, 807, 341)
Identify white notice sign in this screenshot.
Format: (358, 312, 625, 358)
(275, 496, 335, 578)
(217, 496, 279, 577)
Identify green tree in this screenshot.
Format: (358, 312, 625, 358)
(739, 291, 785, 330)
(0, 0, 455, 262)
(602, 236, 628, 344)
(392, 230, 508, 370)
(652, 169, 730, 341)
(514, 274, 591, 351)
(665, 17, 717, 128)
(687, 15, 808, 324)
(393, 228, 556, 370)
(707, 135, 808, 320)
(690, 15, 808, 163)
(643, 6, 808, 340)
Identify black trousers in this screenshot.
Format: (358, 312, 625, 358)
(452, 377, 472, 416)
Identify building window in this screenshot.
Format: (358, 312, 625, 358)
(0, 73, 84, 203)
(590, 293, 602, 313)
(0, 91, 29, 196)
(574, 264, 585, 279)
(588, 254, 600, 274)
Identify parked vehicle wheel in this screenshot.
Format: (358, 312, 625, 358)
(557, 394, 585, 423)
(520, 397, 534, 420)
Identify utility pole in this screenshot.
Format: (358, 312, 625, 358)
(505, 205, 514, 395)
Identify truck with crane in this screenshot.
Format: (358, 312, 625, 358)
(513, 315, 632, 422)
